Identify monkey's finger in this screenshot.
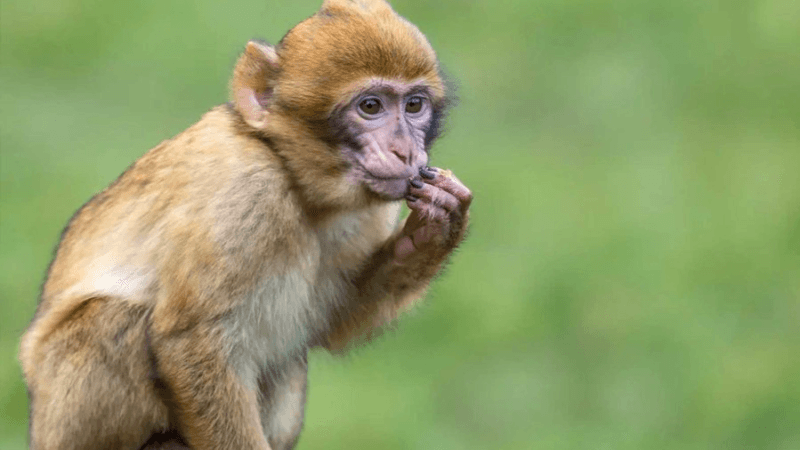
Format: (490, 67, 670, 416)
(403, 197, 424, 226)
(407, 177, 460, 213)
(406, 196, 450, 224)
(419, 167, 472, 212)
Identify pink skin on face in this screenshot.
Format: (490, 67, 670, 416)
(337, 79, 471, 258)
(340, 80, 432, 200)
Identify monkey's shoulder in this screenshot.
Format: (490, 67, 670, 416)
(43, 106, 295, 304)
(129, 105, 287, 193)
(71, 106, 291, 233)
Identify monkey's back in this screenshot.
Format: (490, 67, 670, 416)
(21, 106, 302, 376)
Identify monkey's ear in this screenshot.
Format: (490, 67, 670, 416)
(231, 40, 280, 129)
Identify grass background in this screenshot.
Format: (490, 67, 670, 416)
(2, 0, 799, 448)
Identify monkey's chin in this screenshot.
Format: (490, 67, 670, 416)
(367, 177, 409, 201)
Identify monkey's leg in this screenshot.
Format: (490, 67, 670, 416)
(258, 353, 308, 450)
(27, 298, 167, 450)
(148, 321, 270, 450)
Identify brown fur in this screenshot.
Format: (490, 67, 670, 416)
(249, 0, 446, 211)
(20, 1, 470, 449)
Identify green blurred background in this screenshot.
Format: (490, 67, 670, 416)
(2, 0, 799, 448)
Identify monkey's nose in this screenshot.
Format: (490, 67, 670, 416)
(389, 144, 409, 164)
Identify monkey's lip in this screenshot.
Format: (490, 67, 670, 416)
(350, 161, 416, 198)
(357, 163, 415, 181)
(365, 176, 410, 200)
(368, 173, 411, 182)
(355, 165, 414, 184)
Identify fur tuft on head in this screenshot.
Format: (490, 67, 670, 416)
(229, 0, 449, 213)
(321, 0, 393, 14)
(273, 0, 445, 125)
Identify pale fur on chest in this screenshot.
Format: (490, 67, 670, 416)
(229, 202, 400, 384)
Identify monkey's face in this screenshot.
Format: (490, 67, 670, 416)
(336, 79, 436, 200)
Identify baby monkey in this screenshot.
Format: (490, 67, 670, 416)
(20, 0, 471, 449)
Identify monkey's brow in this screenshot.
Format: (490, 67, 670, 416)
(404, 85, 433, 97)
(348, 79, 433, 100)
(328, 80, 433, 114)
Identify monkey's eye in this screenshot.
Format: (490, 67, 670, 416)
(405, 96, 424, 114)
(358, 98, 382, 116)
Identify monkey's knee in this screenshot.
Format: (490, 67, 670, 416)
(260, 357, 308, 450)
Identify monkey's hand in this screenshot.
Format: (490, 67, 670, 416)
(324, 167, 471, 351)
(395, 167, 472, 261)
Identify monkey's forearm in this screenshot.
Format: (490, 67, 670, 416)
(357, 230, 448, 296)
(322, 228, 455, 351)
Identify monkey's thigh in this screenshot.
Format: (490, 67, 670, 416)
(28, 298, 168, 450)
(258, 352, 309, 450)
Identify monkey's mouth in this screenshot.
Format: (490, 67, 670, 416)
(365, 176, 410, 201)
(348, 159, 417, 200)
(354, 162, 413, 181)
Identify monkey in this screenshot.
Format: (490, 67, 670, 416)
(19, 0, 472, 449)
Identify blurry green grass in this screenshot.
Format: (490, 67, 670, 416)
(2, 0, 799, 449)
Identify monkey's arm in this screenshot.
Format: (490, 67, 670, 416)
(324, 167, 472, 350)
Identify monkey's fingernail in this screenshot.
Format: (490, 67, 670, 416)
(406, 194, 419, 202)
(419, 168, 436, 179)
(410, 178, 424, 189)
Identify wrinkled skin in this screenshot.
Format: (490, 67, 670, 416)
(396, 166, 471, 260)
(337, 79, 471, 261)
(340, 80, 432, 200)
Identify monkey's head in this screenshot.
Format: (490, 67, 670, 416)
(230, 0, 451, 209)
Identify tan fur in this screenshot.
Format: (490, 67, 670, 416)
(242, 0, 446, 211)
(20, 1, 468, 449)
